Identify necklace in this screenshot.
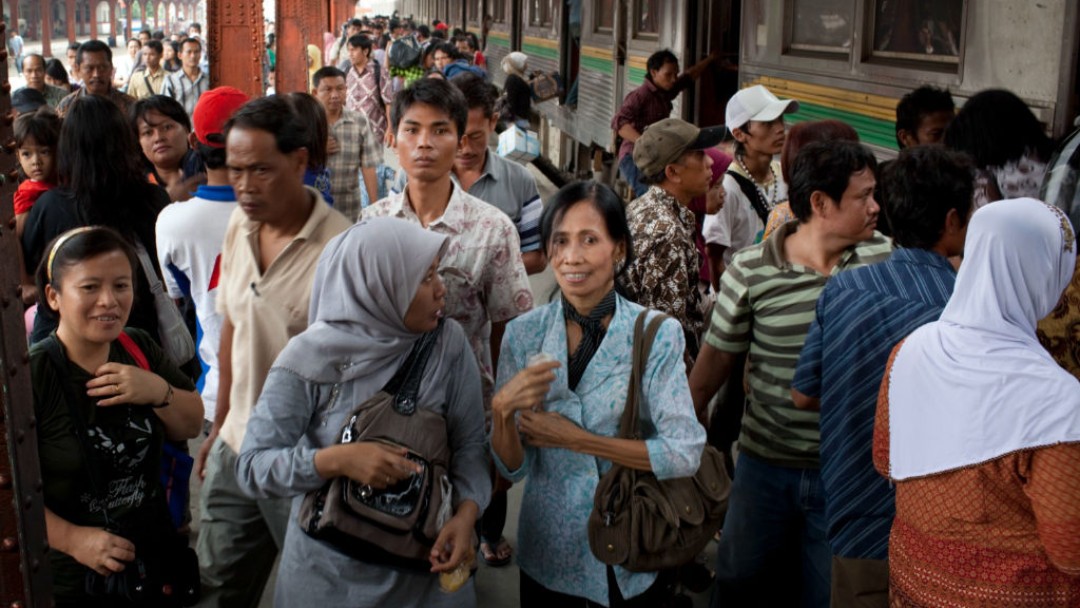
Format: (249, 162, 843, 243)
(735, 154, 779, 208)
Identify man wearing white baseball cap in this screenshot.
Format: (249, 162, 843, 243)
(703, 84, 799, 283)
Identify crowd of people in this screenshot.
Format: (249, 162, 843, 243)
(9, 12, 1080, 608)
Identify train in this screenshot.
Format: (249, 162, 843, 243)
(397, 0, 1080, 176)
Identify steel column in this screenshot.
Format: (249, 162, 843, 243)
(9, 0, 17, 39)
(109, 0, 116, 41)
(275, 0, 326, 93)
(90, 0, 97, 39)
(208, 0, 263, 97)
(65, 0, 75, 40)
(41, 0, 51, 56)
(0, 14, 53, 607)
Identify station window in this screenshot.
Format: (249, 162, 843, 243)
(789, 0, 855, 54)
(596, 0, 615, 31)
(872, 0, 963, 64)
(529, 0, 553, 27)
(634, 0, 660, 38)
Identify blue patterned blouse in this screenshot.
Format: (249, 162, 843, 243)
(494, 295, 705, 605)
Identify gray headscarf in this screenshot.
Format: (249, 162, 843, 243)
(272, 217, 449, 383)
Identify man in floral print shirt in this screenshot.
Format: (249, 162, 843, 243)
(624, 118, 724, 361)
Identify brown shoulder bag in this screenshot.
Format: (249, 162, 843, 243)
(587, 311, 731, 572)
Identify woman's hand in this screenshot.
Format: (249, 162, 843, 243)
(429, 501, 479, 573)
(86, 362, 170, 407)
(68, 526, 136, 577)
(316, 442, 423, 489)
(491, 360, 560, 419)
(518, 410, 584, 449)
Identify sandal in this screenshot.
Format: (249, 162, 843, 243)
(479, 537, 513, 567)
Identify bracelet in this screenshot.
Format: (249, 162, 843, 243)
(153, 379, 174, 409)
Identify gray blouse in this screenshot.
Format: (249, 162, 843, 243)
(236, 320, 490, 607)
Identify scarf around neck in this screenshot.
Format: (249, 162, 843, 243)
(562, 290, 617, 390)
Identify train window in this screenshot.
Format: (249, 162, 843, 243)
(596, 0, 615, 31)
(789, 0, 854, 54)
(529, 0, 554, 27)
(468, 0, 480, 24)
(872, 0, 963, 64)
(634, 0, 660, 38)
(492, 0, 507, 23)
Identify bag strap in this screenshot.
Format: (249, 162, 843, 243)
(116, 331, 150, 371)
(727, 170, 772, 225)
(133, 241, 169, 300)
(381, 320, 444, 415)
(618, 311, 669, 440)
(42, 335, 117, 530)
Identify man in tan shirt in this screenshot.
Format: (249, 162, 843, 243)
(194, 95, 350, 608)
(126, 40, 167, 100)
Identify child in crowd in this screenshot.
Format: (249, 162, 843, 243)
(14, 107, 61, 307)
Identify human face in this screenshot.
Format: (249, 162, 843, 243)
(649, 61, 679, 91)
(79, 51, 113, 96)
(549, 202, 626, 309)
(433, 49, 452, 70)
(403, 256, 447, 333)
(18, 136, 55, 183)
(162, 43, 176, 63)
(914, 110, 954, 146)
(127, 39, 140, 58)
(226, 127, 309, 224)
(455, 39, 471, 56)
(348, 44, 369, 68)
(737, 117, 786, 156)
(46, 251, 134, 346)
(817, 167, 880, 243)
(23, 55, 45, 90)
(143, 46, 162, 71)
(138, 110, 189, 171)
(394, 102, 460, 183)
(181, 41, 201, 70)
(456, 107, 495, 173)
(138, 31, 151, 44)
(669, 150, 714, 200)
(314, 75, 347, 114)
(66, 48, 78, 70)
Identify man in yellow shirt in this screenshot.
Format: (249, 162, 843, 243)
(127, 40, 167, 100)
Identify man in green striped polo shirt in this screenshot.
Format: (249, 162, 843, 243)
(690, 140, 892, 607)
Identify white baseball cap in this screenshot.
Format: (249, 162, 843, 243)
(725, 85, 800, 131)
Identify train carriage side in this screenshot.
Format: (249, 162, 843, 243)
(483, 0, 514, 87)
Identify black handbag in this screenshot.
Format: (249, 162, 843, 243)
(43, 336, 201, 607)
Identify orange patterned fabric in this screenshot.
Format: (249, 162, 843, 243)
(875, 345, 1080, 607)
(1037, 259, 1080, 380)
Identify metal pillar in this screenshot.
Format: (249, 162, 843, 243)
(109, 0, 116, 41)
(90, 0, 97, 39)
(65, 0, 75, 41)
(208, 0, 263, 97)
(41, 0, 51, 56)
(9, 0, 18, 38)
(275, 0, 326, 93)
(0, 14, 53, 607)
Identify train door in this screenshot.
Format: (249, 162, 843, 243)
(561, 0, 582, 107)
(690, 0, 740, 130)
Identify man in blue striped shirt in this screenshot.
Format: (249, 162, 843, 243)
(792, 146, 975, 607)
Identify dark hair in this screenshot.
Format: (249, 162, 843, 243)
(285, 93, 329, 170)
(188, 22, 202, 33)
(449, 72, 497, 117)
(312, 66, 346, 89)
(347, 34, 372, 52)
(14, 107, 62, 180)
(67, 41, 81, 53)
(144, 39, 163, 54)
(390, 77, 468, 138)
(131, 94, 192, 133)
(195, 142, 227, 170)
(880, 146, 974, 249)
(151, 30, 165, 40)
(781, 120, 859, 185)
(77, 40, 112, 65)
(945, 89, 1054, 168)
(789, 140, 878, 222)
(540, 180, 635, 296)
(127, 38, 142, 47)
(181, 37, 202, 51)
(21, 53, 44, 71)
(431, 29, 447, 41)
(432, 41, 462, 61)
(417, 25, 430, 37)
(225, 95, 310, 156)
(895, 86, 954, 148)
(348, 18, 363, 28)
(44, 58, 70, 85)
(35, 227, 139, 324)
(645, 49, 678, 79)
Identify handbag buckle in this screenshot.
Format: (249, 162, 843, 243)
(603, 511, 615, 527)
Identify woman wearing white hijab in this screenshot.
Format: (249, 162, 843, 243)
(236, 217, 490, 607)
(874, 198, 1080, 607)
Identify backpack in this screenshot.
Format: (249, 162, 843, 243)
(388, 35, 422, 69)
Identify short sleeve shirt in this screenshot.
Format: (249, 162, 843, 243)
(162, 69, 209, 117)
(216, 189, 351, 452)
(705, 221, 892, 467)
(702, 160, 787, 265)
(366, 183, 534, 404)
(345, 61, 394, 143)
(326, 109, 382, 221)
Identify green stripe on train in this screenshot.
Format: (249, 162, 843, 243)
(787, 102, 898, 151)
(488, 36, 510, 48)
(628, 67, 646, 86)
(581, 55, 613, 74)
(523, 43, 559, 61)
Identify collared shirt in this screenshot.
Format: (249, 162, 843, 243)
(126, 67, 168, 99)
(611, 75, 692, 161)
(162, 69, 209, 117)
(702, 160, 788, 264)
(55, 87, 135, 117)
(792, 247, 956, 559)
(215, 188, 351, 453)
(345, 61, 393, 143)
(624, 185, 707, 353)
(326, 109, 382, 221)
(392, 151, 544, 252)
(17, 84, 68, 108)
(705, 221, 893, 467)
(366, 183, 534, 404)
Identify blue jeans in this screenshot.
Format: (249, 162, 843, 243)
(618, 154, 649, 199)
(710, 452, 831, 608)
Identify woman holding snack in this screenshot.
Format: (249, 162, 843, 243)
(491, 180, 705, 607)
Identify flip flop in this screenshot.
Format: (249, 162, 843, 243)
(479, 537, 512, 567)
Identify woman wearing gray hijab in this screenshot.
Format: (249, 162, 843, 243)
(236, 217, 490, 607)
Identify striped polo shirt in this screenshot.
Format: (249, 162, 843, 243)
(792, 248, 956, 559)
(705, 221, 892, 468)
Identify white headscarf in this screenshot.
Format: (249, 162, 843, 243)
(272, 217, 448, 384)
(885, 198, 1080, 480)
(501, 52, 528, 78)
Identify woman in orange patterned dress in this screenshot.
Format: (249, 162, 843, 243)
(874, 197, 1080, 607)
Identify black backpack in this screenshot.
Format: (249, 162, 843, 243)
(388, 35, 422, 69)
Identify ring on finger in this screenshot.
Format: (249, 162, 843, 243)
(114, 384, 120, 395)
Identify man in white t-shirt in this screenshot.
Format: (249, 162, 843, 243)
(155, 86, 250, 431)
